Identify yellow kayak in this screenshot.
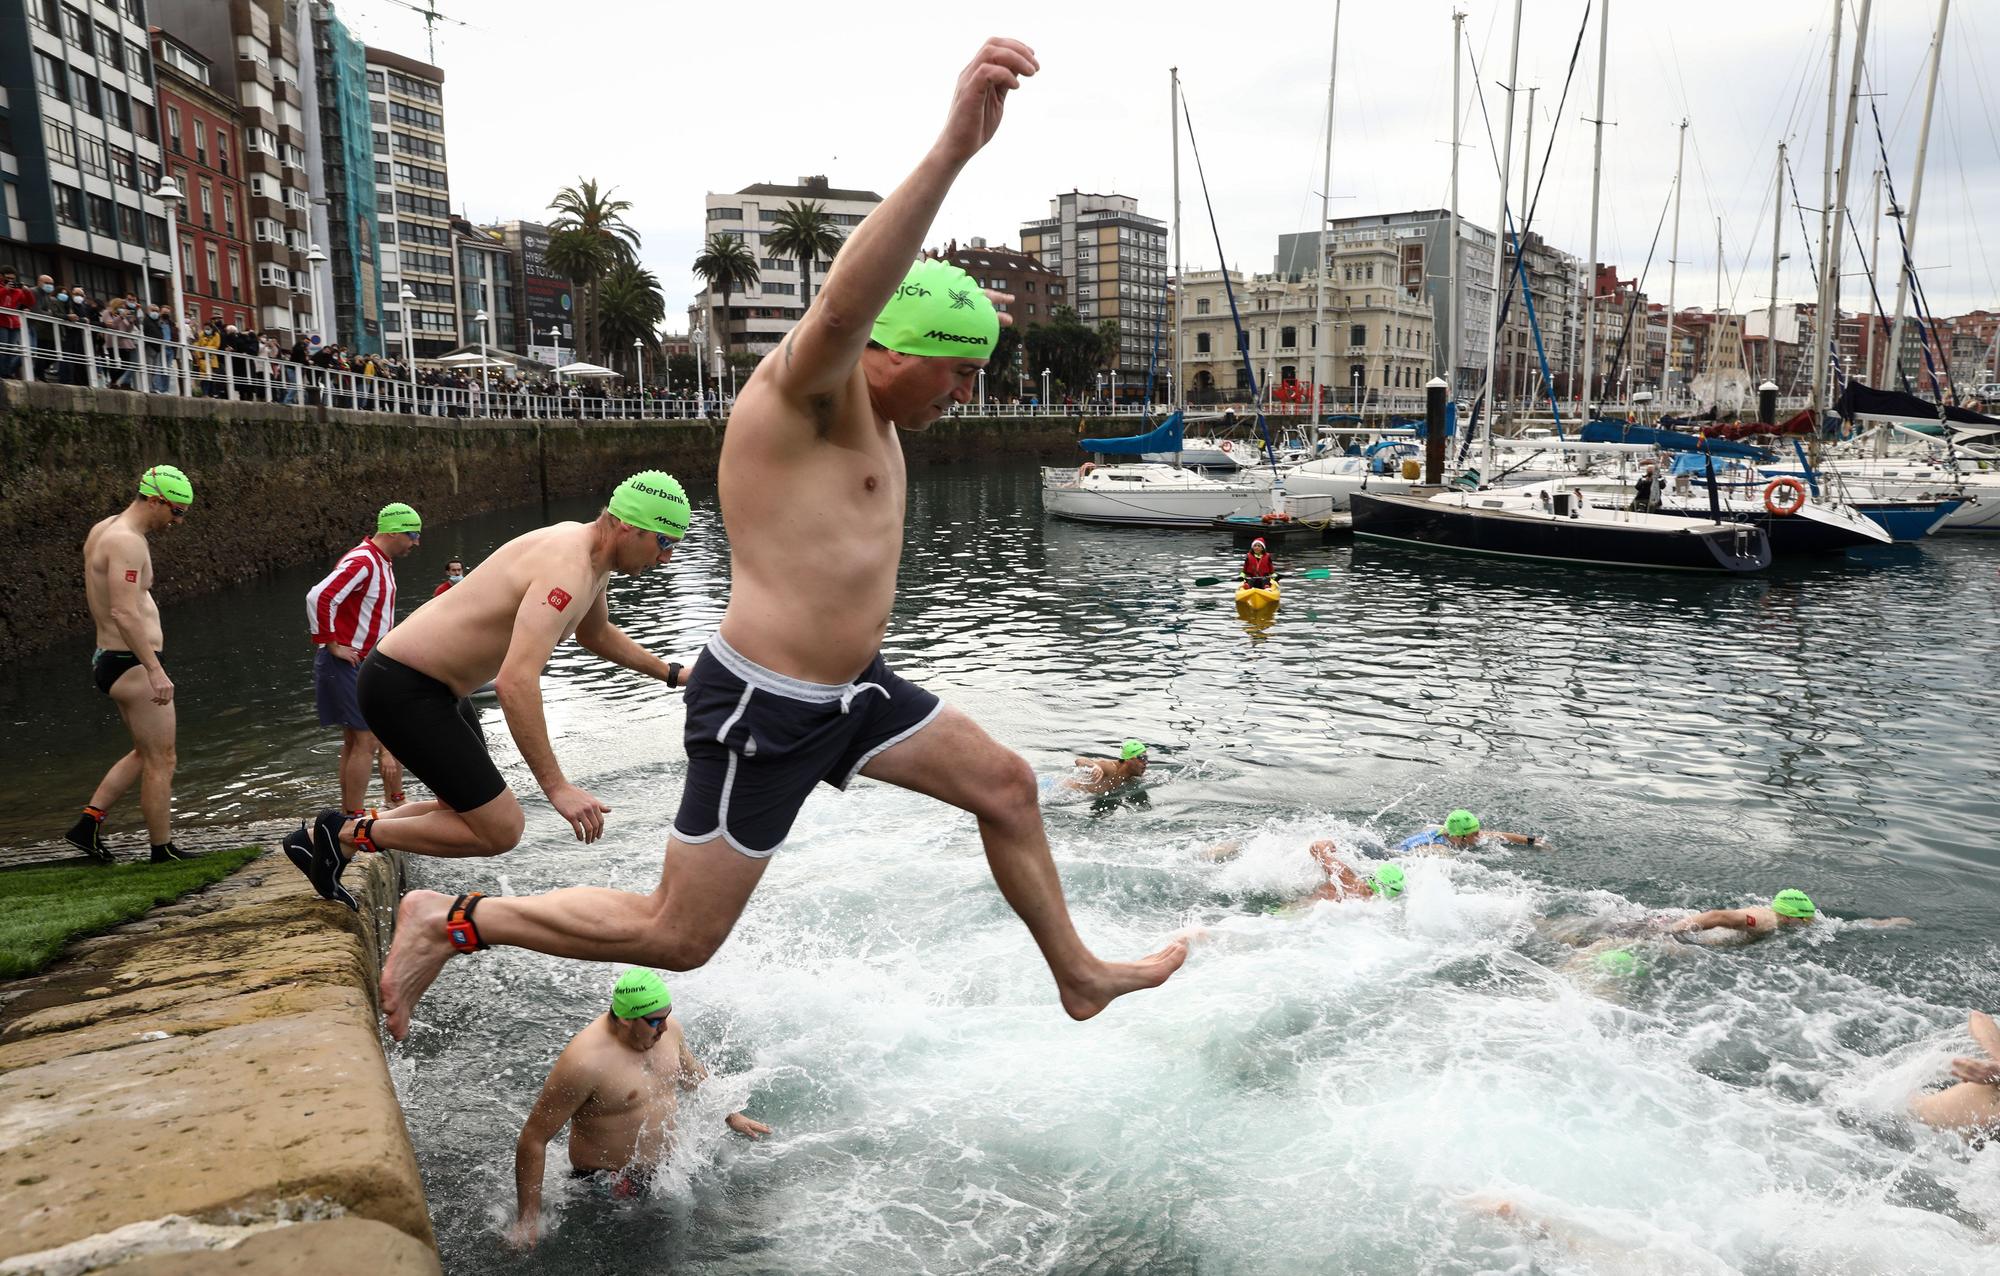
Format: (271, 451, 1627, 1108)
(1234, 581, 1280, 609)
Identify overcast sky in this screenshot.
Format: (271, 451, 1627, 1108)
(343, 0, 2000, 327)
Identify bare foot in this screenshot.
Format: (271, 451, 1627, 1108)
(1058, 938, 1189, 1021)
(380, 889, 458, 1041)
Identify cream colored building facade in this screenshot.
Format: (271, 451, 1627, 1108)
(1176, 234, 1433, 411)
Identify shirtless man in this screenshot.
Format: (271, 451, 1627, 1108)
(508, 970, 768, 1249)
(282, 471, 691, 908)
(66, 465, 192, 863)
(1399, 809, 1547, 853)
(1909, 1010, 2000, 1139)
(378, 38, 1184, 1039)
(1206, 836, 1405, 905)
(1048, 739, 1149, 796)
(1664, 888, 1912, 943)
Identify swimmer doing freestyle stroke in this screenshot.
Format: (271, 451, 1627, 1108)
(375, 37, 1186, 1041)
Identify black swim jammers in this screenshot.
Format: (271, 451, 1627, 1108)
(671, 634, 942, 858)
(356, 650, 501, 812)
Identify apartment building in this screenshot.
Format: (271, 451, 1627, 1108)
(698, 175, 879, 355)
(1019, 190, 1168, 382)
(366, 45, 453, 359)
(147, 29, 252, 331)
(0, 0, 172, 299)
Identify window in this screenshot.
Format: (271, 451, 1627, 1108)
(80, 134, 108, 178)
(1196, 332, 1211, 354)
(1281, 326, 1297, 349)
(1349, 324, 1367, 348)
(221, 192, 235, 235)
(708, 207, 742, 222)
(258, 262, 288, 287)
(166, 105, 182, 153)
(88, 194, 115, 236)
(36, 51, 68, 101)
(180, 236, 195, 292)
(95, 22, 118, 62)
(254, 217, 282, 243)
(198, 180, 211, 228)
(132, 99, 154, 140)
(204, 244, 219, 292)
(228, 253, 242, 301)
(44, 120, 77, 167)
(763, 282, 796, 296)
(194, 120, 206, 165)
(61, 4, 89, 51)
(70, 69, 101, 116)
(1258, 328, 1266, 351)
(126, 39, 148, 79)
(54, 183, 84, 227)
(146, 213, 168, 252)
(366, 69, 385, 92)
(215, 130, 232, 174)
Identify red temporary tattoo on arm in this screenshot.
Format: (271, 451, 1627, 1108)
(124, 569, 138, 582)
(1744, 915, 1756, 927)
(547, 587, 572, 611)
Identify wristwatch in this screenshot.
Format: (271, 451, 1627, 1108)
(666, 661, 684, 690)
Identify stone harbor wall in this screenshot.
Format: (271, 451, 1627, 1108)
(0, 381, 1116, 654)
(0, 851, 441, 1275)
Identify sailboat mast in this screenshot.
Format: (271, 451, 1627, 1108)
(1865, 166, 1880, 383)
(1663, 119, 1687, 404)
(1447, 8, 1464, 405)
(1481, 0, 1524, 480)
(1171, 67, 1182, 410)
(1313, 4, 1341, 421)
(1884, 0, 1950, 391)
(1823, 0, 1874, 420)
(1768, 142, 1785, 384)
(1579, 0, 1610, 417)
(1813, 0, 1841, 420)
(1513, 85, 1536, 416)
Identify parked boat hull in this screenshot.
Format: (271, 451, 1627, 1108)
(1350, 492, 1771, 573)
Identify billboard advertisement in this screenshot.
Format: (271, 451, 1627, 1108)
(517, 221, 574, 349)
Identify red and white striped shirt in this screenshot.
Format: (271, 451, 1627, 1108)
(306, 538, 398, 655)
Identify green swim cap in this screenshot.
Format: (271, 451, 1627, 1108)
(377, 501, 422, 535)
(1120, 739, 1148, 761)
(611, 968, 672, 1019)
(1772, 889, 1815, 919)
(870, 259, 999, 359)
(1368, 864, 1407, 899)
(137, 464, 193, 507)
(1595, 948, 1640, 976)
(608, 471, 691, 540)
(1443, 809, 1481, 838)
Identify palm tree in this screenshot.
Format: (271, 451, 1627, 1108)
(762, 201, 846, 313)
(692, 234, 760, 357)
(596, 261, 666, 382)
(547, 178, 640, 362)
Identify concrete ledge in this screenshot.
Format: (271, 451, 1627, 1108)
(0, 851, 434, 1271)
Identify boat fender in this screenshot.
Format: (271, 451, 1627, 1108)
(1763, 477, 1808, 517)
(1078, 461, 1096, 478)
(1221, 440, 1233, 453)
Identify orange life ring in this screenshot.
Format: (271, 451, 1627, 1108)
(1220, 440, 1233, 453)
(1763, 477, 1807, 517)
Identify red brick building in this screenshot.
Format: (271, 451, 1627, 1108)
(941, 237, 1066, 324)
(149, 31, 254, 333)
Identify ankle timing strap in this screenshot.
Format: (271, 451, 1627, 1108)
(353, 818, 379, 855)
(445, 893, 488, 954)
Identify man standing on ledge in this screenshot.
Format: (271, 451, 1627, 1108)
(67, 465, 193, 863)
(379, 38, 1186, 1038)
(303, 503, 423, 832)
(284, 472, 694, 908)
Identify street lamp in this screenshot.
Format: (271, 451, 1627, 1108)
(153, 176, 191, 395)
(399, 284, 416, 413)
(306, 242, 328, 345)
(474, 309, 490, 416)
(1042, 366, 1052, 411)
(1111, 368, 1119, 411)
(632, 336, 644, 416)
(713, 344, 726, 403)
(975, 367, 984, 411)
(692, 320, 706, 411)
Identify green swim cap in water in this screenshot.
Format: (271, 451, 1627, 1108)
(611, 968, 672, 1019)
(608, 471, 690, 540)
(1369, 864, 1407, 899)
(377, 501, 422, 535)
(1120, 739, 1148, 761)
(138, 464, 193, 507)
(870, 259, 999, 359)
(1443, 809, 1481, 838)
(1595, 948, 1641, 976)
(1772, 888, 1816, 919)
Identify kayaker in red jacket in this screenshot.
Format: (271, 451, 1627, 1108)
(1242, 538, 1275, 589)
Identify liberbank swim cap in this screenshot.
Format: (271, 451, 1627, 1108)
(377, 501, 422, 535)
(608, 471, 691, 540)
(1368, 864, 1407, 899)
(611, 969, 672, 1019)
(1443, 809, 1481, 838)
(138, 464, 194, 507)
(1772, 889, 1816, 919)
(1120, 739, 1148, 761)
(870, 259, 999, 359)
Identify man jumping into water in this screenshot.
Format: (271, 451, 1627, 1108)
(68, 465, 193, 863)
(379, 38, 1185, 1038)
(283, 471, 693, 908)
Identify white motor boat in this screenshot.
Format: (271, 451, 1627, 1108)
(1808, 460, 2000, 532)
(1041, 463, 1263, 528)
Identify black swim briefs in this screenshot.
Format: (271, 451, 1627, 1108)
(671, 634, 942, 858)
(356, 649, 500, 812)
(92, 648, 147, 695)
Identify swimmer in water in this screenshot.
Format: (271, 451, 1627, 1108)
(1045, 739, 1149, 797)
(508, 970, 769, 1249)
(1207, 836, 1404, 907)
(1908, 1010, 2000, 1140)
(1399, 809, 1547, 854)
(1664, 889, 1912, 943)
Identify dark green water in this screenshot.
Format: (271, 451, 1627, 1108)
(6, 461, 1997, 1273)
